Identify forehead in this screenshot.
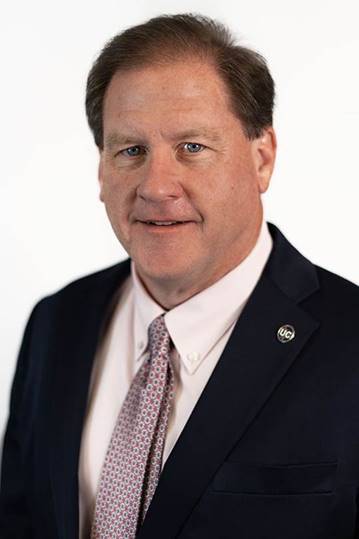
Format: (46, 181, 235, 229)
(102, 60, 236, 130)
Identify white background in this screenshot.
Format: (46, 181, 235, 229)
(1, 0, 358, 444)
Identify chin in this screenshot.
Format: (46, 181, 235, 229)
(137, 260, 190, 283)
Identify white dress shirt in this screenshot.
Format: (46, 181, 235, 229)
(78, 219, 273, 538)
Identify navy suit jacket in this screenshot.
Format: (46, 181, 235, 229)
(1, 223, 359, 539)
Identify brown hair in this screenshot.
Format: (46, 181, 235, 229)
(85, 13, 275, 149)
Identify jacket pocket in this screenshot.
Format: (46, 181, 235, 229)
(212, 460, 338, 495)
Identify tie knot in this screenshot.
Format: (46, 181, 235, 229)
(148, 314, 171, 357)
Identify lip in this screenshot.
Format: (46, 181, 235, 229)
(136, 219, 194, 223)
(137, 221, 195, 232)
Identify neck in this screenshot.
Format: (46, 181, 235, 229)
(135, 219, 264, 310)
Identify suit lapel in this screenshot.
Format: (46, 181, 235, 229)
(137, 225, 320, 538)
(49, 260, 131, 539)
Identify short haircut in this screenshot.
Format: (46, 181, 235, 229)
(85, 13, 275, 149)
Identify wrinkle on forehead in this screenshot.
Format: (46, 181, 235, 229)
(104, 60, 231, 113)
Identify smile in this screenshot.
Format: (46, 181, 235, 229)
(145, 221, 185, 225)
(138, 221, 194, 232)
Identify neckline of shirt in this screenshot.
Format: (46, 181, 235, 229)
(132, 219, 273, 375)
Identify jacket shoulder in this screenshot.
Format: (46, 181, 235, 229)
(38, 258, 131, 310)
(304, 265, 359, 334)
(314, 265, 359, 306)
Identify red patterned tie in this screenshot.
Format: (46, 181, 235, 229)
(90, 314, 175, 538)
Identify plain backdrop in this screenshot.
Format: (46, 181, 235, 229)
(1, 0, 358, 446)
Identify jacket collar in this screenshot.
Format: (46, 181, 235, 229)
(266, 223, 319, 302)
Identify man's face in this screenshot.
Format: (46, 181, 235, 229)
(99, 60, 276, 298)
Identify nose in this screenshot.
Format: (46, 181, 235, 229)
(136, 150, 184, 203)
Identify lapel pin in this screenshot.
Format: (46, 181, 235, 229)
(277, 324, 295, 343)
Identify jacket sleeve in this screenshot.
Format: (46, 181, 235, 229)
(0, 301, 43, 538)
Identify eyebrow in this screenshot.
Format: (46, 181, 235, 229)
(104, 128, 222, 149)
(169, 129, 223, 143)
(105, 133, 142, 149)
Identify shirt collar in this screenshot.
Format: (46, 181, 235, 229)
(132, 219, 273, 374)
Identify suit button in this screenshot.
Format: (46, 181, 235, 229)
(187, 352, 200, 363)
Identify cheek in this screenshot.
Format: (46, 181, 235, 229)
(101, 183, 129, 232)
(210, 170, 258, 226)
(101, 172, 131, 210)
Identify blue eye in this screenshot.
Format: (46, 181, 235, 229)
(184, 142, 204, 153)
(120, 146, 144, 157)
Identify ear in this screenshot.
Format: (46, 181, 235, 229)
(251, 127, 277, 194)
(98, 150, 105, 202)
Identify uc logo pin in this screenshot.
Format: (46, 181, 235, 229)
(277, 324, 295, 343)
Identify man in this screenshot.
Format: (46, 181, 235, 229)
(1, 12, 358, 539)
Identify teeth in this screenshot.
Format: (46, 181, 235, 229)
(147, 221, 181, 225)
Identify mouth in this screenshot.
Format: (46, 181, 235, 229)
(137, 220, 194, 231)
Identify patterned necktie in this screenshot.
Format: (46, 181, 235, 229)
(91, 314, 175, 539)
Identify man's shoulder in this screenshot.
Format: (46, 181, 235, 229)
(59, 258, 131, 293)
(267, 222, 358, 311)
(306, 264, 359, 330)
(38, 258, 131, 311)
(314, 264, 358, 304)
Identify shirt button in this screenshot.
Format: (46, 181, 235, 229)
(187, 352, 199, 363)
(138, 340, 145, 350)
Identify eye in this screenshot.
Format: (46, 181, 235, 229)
(119, 145, 146, 157)
(183, 142, 205, 153)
